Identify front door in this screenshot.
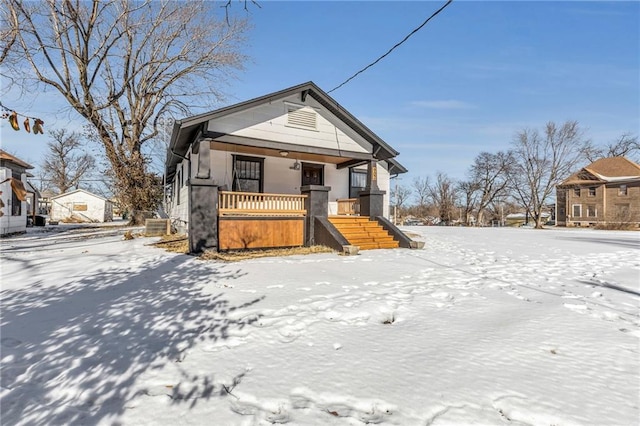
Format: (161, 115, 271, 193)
(301, 163, 324, 186)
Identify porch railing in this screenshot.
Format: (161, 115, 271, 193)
(219, 191, 307, 216)
(337, 198, 360, 215)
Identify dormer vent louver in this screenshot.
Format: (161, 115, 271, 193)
(287, 105, 317, 130)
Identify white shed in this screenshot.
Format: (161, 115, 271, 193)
(50, 189, 113, 223)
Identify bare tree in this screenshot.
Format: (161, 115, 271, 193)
(41, 129, 95, 193)
(394, 185, 412, 209)
(507, 121, 589, 229)
(457, 180, 479, 226)
(411, 176, 430, 215)
(428, 172, 457, 225)
(3, 0, 248, 224)
(469, 151, 514, 226)
(585, 133, 639, 163)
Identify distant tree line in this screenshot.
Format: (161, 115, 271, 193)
(391, 121, 639, 229)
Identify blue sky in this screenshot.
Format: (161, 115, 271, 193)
(1, 0, 638, 186)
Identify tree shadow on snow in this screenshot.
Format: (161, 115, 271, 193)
(0, 253, 263, 425)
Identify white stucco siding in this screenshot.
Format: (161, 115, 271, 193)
(50, 191, 108, 222)
(206, 94, 372, 155)
(377, 164, 391, 218)
(169, 158, 190, 227)
(209, 149, 352, 199)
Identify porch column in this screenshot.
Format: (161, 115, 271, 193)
(301, 185, 330, 246)
(189, 139, 218, 253)
(189, 181, 218, 253)
(359, 160, 385, 218)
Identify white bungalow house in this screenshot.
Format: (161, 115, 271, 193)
(0, 149, 33, 235)
(50, 189, 113, 223)
(167, 82, 421, 253)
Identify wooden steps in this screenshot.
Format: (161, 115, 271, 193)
(328, 216, 399, 250)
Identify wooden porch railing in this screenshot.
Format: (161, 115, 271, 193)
(337, 198, 360, 215)
(219, 191, 307, 216)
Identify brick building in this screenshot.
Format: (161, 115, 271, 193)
(556, 157, 640, 227)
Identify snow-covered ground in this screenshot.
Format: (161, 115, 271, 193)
(1, 225, 638, 425)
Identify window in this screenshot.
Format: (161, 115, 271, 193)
(586, 204, 596, 217)
(11, 189, 21, 216)
(572, 204, 581, 218)
(573, 188, 580, 196)
(588, 187, 596, 197)
(619, 185, 628, 196)
(73, 203, 88, 211)
(349, 169, 367, 198)
(232, 155, 264, 193)
(615, 203, 630, 221)
(301, 163, 324, 187)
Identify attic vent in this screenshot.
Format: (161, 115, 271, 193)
(286, 105, 317, 130)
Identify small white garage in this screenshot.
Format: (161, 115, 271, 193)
(50, 189, 113, 223)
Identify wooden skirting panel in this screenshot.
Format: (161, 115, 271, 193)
(219, 216, 305, 250)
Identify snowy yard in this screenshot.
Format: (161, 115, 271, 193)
(1, 225, 638, 425)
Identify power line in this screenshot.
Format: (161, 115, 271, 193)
(327, 0, 453, 94)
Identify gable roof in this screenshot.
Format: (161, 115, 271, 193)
(0, 149, 33, 170)
(166, 81, 406, 179)
(561, 157, 640, 185)
(584, 157, 640, 180)
(50, 188, 109, 202)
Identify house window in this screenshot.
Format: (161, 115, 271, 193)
(615, 203, 629, 218)
(349, 169, 367, 198)
(588, 187, 596, 197)
(572, 204, 581, 218)
(573, 188, 580, 197)
(301, 163, 324, 187)
(586, 204, 596, 217)
(11, 189, 21, 216)
(233, 155, 264, 193)
(619, 185, 628, 196)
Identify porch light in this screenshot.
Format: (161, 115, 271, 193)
(279, 150, 289, 157)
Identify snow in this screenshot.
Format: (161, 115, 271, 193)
(1, 225, 639, 425)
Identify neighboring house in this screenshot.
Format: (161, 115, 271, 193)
(0, 150, 33, 235)
(556, 157, 640, 227)
(25, 180, 41, 225)
(166, 81, 420, 253)
(50, 189, 114, 223)
(38, 189, 57, 215)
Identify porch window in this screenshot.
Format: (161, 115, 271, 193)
(572, 204, 581, 218)
(349, 169, 367, 198)
(233, 155, 264, 193)
(586, 204, 596, 217)
(301, 163, 324, 186)
(588, 187, 596, 197)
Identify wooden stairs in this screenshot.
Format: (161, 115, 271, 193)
(328, 216, 399, 250)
